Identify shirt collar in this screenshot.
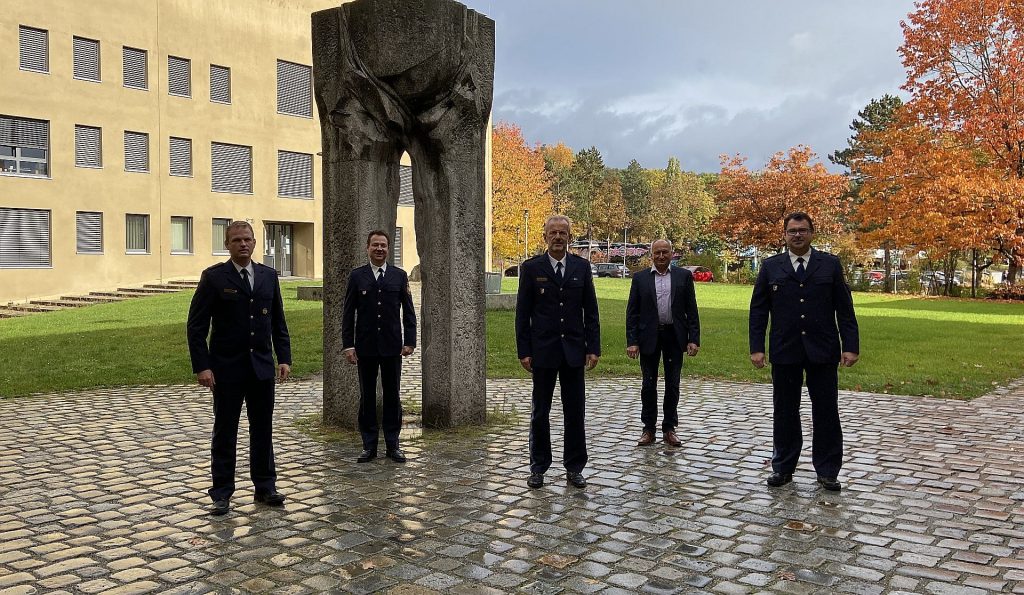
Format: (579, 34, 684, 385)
(547, 253, 566, 270)
(650, 265, 671, 276)
(370, 262, 387, 275)
(788, 249, 811, 268)
(231, 261, 253, 276)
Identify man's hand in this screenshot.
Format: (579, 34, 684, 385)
(585, 354, 599, 371)
(277, 364, 291, 382)
(686, 343, 699, 357)
(197, 369, 215, 390)
(344, 349, 358, 365)
(520, 356, 532, 373)
(401, 346, 415, 357)
(841, 351, 859, 367)
(750, 352, 766, 369)
(626, 345, 639, 359)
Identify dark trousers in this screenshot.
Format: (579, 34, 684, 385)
(356, 355, 403, 451)
(770, 361, 843, 478)
(530, 364, 587, 475)
(639, 325, 683, 433)
(209, 376, 276, 501)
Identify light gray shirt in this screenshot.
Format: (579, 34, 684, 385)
(547, 254, 566, 277)
(652, 266, 672, 324)
(788, 250, 810, 273)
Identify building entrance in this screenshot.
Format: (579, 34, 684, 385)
(263, 223, 294, 276)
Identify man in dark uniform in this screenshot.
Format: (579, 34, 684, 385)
(749, 211, 859, 492)
(626, 239, 701, 448)
(515, 214, 601, 489)
(187, 221, 291, 516)
(342, 230, 417, 464)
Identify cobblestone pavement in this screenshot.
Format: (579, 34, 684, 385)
(2, 373, 1024, 594)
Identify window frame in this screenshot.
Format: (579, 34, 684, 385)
(125, 213, 150, 254)
(210, 141, 253, 194)
(122, 46, 148, 90)
(75, 211, 104, 255)
(170, 215, 193, 255)
(123, 130, 150, 173)
(210, 64, 231, 104)
(277, 150, 313, 199)
(276, 59, 312, 118)
(212, 217, 232, 255)
(0, 207, 52, 268)
(19, 26, 49, 74)
(168, 136, 192, 177)
(74, 124, 103, 169)
(0, 115, 50, 178)
(72, 36, 101, 82)
(167, 55, 191, 98)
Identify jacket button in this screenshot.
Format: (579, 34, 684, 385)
(800, 314, 805, 319)
(800, 283, 804, 287)
(559, 302, 564, 306)
(801, 331, 806, 335)
(561, 334, 565, 338)
(250, 331, 255, 336)
(250, 348, 254, 352)
(799, 299, 804, 303)
(250, 299, 254, 303)
(250, 315, 254, 319)
(378, 314, 381, 318)
(378, 302, 381, 305)
(560, 318, 564, 322)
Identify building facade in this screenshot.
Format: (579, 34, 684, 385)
(0, 0, 463, 304)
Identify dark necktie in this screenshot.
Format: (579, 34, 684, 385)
(796, 257, 805, 280)
(240, 267, 250, 290)
(555, 261, 563, 280)
(376, 268, 384, 285)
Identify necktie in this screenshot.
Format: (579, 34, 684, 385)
(376, 268, 384, 284)
(240, 267, 251, 290)
(555, 261, 563, 280)
(796, 257, 805, 280)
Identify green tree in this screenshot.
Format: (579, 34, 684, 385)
(620, 159, 651, 239)
(565, 146, 605, 239)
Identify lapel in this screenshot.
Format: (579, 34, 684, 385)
(251, 263, 262, 294)
(670, 266, 683, 305)
(541, 254, 561, 287)
(802, 248, 822, 279)
(784, 252, 801, 282)
(647, 267, 658, 303)
(224, 261, 250, 294)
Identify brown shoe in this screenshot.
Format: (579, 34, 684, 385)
(637, 430, 655, 446)
(664, 430, 682, 447)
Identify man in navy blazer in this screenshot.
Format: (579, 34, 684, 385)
(626, 239, 700, 448)
(342, 230, 417, 464)
(749, 211, 859, 492)
(515, 215, 601, 489)
(187, 221, 292, 515)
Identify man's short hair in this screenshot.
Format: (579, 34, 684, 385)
(783, 211, 815, 232)
(650, 239, 672, 251)
(366, 229, 391, 246)
(543, 214, 571, 232)
(224, 220, 254, 243)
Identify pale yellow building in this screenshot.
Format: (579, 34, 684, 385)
(0, 0, 466, 304)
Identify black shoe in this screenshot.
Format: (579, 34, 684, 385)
(566, 472, 587, 488)
(209, 499, 230, 516)
(254, 491, 286, 506)
(386, 448, 407, 463)
(817, 476, 842, 492)
(527, 473, 544, 489)
(766, 472, 793, 487)
(357, 449, 377, 463)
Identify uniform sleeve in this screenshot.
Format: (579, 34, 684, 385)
(186, 270, 214, 373)
(833, 257, 859, 354)
(683, 270, 700, 346)
(514, 262, 535, 359)
(341, 270, 358, 350)
(402, 271, 417, 348)
(748, 263, 771, 354)
(583, 263, 601, 356)
(271, 275, 292, 366)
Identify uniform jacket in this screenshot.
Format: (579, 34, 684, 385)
(342, 264, 416, 357)
(515, 253, 601, 368)
(749, 248, 859, 365)
(187, 261, 291, 383)
(625, 265, 701, 354)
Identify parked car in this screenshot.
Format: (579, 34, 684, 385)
(681, 265, 714, 282)
(594, 263, 630, 278)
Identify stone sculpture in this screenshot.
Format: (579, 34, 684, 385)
(312, 0, 494, 428)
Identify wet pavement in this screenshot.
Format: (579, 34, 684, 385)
(2, 372, 1024, 594)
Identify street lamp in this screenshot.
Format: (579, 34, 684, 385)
(623, 226, 628, 269)
(523, 209, 529, 261)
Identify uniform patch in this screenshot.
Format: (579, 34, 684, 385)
(362, 290, 367, 295)
(262, 308, 268, 315)
(536, 277, 548, 282)
(773, 285, 778, 291)
(223, 288, 238, 294)
(540, 288, 545, 295)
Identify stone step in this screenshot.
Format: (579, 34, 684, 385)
(4, 303, 63, 313)
(166, 280, 200, 287)
(116, 287, 180, 294)
(142, 284, 187, 290)
(62, 295, 124, 303)
(90, 291, 143, 299)
(30, 299, 90, 308)
(0, 308, 27, 318)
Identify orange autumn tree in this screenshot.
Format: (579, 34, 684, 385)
(900, 0, 1024, 281)
(714, 146, 850, 252)
(854, 115, 1014, 260)
(491, 122, 553, 265)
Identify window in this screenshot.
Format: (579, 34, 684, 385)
(122, 46, 147, 89)
(125, 214, 149, 253)
(0, 207, 51, 268)
(0, 115, 49, 177)
(75, 125, 102, 168)
(168, 56, 190, 97)
(169, 136, 191, 177)
(276, 60, 311, 117)
(76, 211, 103, 254)
(211, 142, 252, 193)
(390, 227, 403, 267)
(124, 131, 149, 172)
(277, 150, 313, 198)
(170, 216, 193, 254)
(19, 26, 48, 73)
(73, 36, 101, 81)
(210, 64, 231, 104)
(212, 218, 231, 255)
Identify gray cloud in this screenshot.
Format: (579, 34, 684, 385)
(462, 0, 916, 172)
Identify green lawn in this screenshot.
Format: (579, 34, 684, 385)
(2, 279, 1021, 399)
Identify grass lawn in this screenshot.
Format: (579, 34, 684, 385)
(1, 278, 1021, 399)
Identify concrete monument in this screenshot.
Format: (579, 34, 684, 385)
(312, 0, 494, 428)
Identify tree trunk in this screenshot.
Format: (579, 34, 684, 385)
(883, 245, 893, 293)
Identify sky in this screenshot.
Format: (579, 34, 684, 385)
(459, 0, 918, 173)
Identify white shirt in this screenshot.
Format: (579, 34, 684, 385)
(371, 262, 388, 279)
(231, 261, 254, 290)
(788, 250, 811, 272)
(547, 254, 566, 276)
(651, 266, 673, 324)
